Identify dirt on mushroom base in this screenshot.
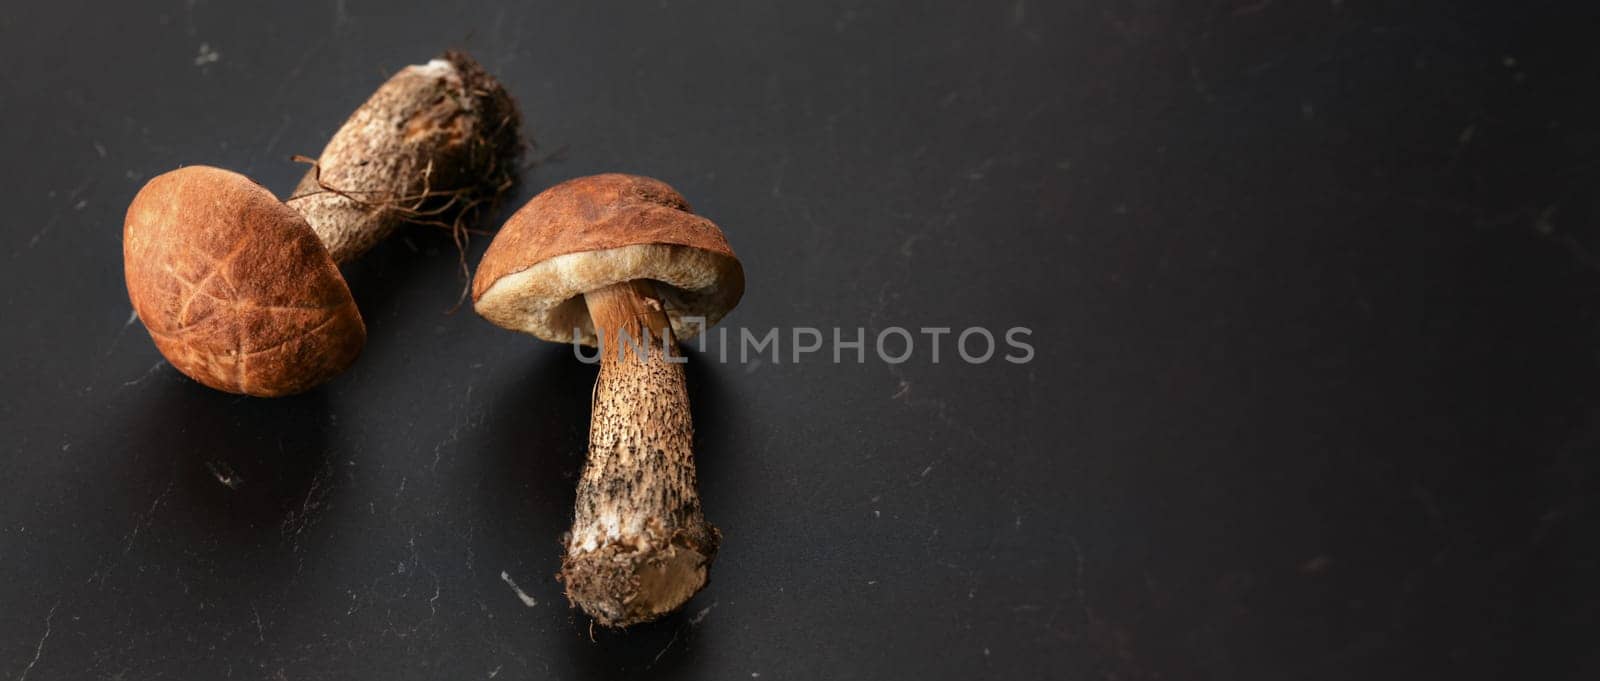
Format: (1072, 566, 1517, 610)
(286, 50, 524, 305)
(560, 521, 720, 628)
(469, 176, 744, 627)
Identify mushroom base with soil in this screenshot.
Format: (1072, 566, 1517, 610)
(469, 173, 744, 628)
(559, 279, 721, 628)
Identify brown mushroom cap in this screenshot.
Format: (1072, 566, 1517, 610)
(471, 173, 744, 346)
(124, 166, 365, 397)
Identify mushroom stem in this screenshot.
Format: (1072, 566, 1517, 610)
(286, 51, 520, 265)
(561, 279, 719, 627)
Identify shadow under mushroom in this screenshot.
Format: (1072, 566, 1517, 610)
(468, 341, 738, 674)
(110, 372, 337, 547)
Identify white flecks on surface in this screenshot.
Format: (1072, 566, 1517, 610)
(688, 601, 715, 625)
(488, 665, 502, 679)
(124, 478, 174, 554)
(499, 571, 537, 607)
(206, 460, 242, 489)
(194, 42, 220, 66)
(27, 215, 60, 250)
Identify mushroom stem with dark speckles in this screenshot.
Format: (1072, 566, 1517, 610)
(472, 174, 745, 627)
(563, 279, 719, 626)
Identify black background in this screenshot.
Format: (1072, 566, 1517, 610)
(3, 1, 1598, 679)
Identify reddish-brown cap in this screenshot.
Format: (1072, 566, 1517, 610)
(471, 173, 744, 346)
(123, 166, 365, 397)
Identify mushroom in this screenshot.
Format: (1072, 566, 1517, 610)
(123, 51, 520, 397)
(472, 174, 744, 627)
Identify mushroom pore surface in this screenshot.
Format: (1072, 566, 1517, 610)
(470, 173, 743, 346)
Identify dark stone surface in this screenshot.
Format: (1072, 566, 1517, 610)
(2, 1, 1597, 679)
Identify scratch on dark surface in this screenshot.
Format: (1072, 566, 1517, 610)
(1232, 0, 1274, 16)
(432, 382, 479, 472)
(648, 601, 715, 669)
(1529, 205, 1600, 271)
(119, 360, 168, 389)
(1445, 123, 1476, 172)
(124, 476, 175, 554)
(488, 5, 520, 70)
(1300, 555, 1332, 574)
(23, 176, 95, 254)
(689, 601, 715, 624)
(899, 233, 926, 259)
(1188, 61, 1215, 104)
(650, 626, 682, 667)
(265, 37, 326, 110)
(1070, 536, 1088, 624)
(890, 376, 982, 446)
(966, 157, 996, 181)
(15, 602, 58, 681)
(1031, 536, 1093, 645)
(182, 0, 198, 36)
(771, 152, 788, 198)
(24, 215, 60, 252)
(255, 114, 294, 170)
(281, 459, 333, 540)
(874, 212, 985, 452)
(94, 309, 145, 366)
